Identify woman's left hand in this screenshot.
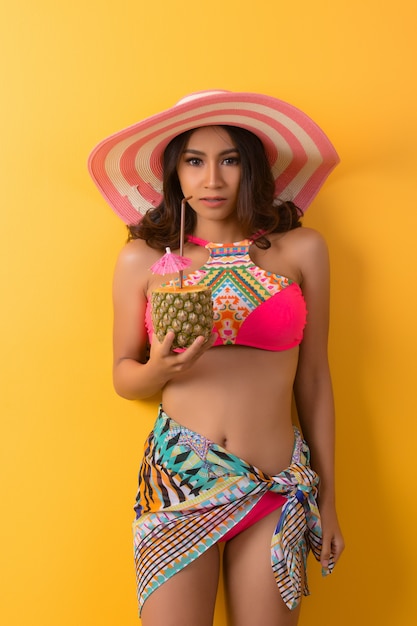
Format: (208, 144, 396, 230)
(319, 504, 345, 573)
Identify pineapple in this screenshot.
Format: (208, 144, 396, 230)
(151, 285, 213, 349)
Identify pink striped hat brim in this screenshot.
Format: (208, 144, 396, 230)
(88, 91, 339, 224)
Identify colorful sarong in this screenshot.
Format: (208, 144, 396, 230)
(133, 407, 333, 613)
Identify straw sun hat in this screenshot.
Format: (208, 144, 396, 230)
(88, 90, 339, 224)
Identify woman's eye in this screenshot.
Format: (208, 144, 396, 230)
(223, 157, 240, 165)
(186, 158, 203, 166)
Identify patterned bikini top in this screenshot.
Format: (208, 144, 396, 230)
(146, 235, 307, 351)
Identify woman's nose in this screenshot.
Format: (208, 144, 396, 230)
(204, 161, 222, 188)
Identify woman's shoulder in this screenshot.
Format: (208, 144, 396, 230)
(269, 226, 328, 257)
(270, 227, 329, 284)
(116, 238, 162, 267)
(114, 238, 163, 284)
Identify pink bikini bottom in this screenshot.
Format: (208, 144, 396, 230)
(221, 491, 287, 542)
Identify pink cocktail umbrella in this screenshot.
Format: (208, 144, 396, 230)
(150, 196, 192, 288)
(150, 247, 191, 275)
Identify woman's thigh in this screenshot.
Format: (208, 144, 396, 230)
(141, 544, 220, 626)
(223, 508, 302, 626)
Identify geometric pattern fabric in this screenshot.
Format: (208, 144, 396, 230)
(133, 407, 333, 614)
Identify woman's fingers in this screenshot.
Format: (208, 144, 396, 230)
(321, 530, 345, 574)
(320, 536, 333, 572)
(150, 331, 217, 376)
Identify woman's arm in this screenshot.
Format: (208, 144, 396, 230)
(293, 228, 344, 569)
(112, 240, 215, 400)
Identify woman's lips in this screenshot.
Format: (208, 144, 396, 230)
(200, 197, 227, 207)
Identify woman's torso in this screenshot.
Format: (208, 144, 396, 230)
(162, 344, 299, 474)
(146, 230, 306, 475)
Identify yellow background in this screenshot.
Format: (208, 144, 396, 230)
(1, 1, 416, 624)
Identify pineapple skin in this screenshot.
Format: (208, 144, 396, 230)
(151, 288, 213, 349)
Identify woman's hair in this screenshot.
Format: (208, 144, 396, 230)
(127, 126, 303, 249)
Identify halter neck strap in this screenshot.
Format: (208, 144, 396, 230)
(187, 231, 265, 247)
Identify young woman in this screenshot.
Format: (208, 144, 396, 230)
(89, 91, 345, 626)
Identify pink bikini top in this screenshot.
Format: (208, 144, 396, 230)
(146, 235, 307, 351)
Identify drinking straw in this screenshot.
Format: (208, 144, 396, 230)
(179, 196, 192, 288)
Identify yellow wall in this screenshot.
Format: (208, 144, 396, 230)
(1, 1, 416, 624)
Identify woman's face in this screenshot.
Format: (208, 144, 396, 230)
(176, 126, 241, 224)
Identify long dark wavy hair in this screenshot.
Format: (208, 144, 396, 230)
(128, 125, 303, 249)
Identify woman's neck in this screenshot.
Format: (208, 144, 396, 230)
(192, 221, 245, 244)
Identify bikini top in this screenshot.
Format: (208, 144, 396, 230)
(146, 235, 307, 351)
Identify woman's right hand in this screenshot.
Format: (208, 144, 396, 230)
(113, 331, 216, 400)
(112, 239, 217, 400)
(148, 330, 218, 379)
